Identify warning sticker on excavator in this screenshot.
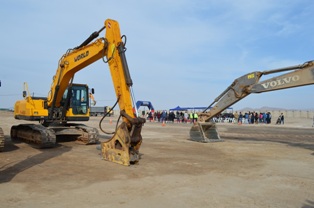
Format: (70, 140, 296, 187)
(247, 73, 255, 79)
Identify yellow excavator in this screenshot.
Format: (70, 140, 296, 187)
(11, 19, 146, 166)
(190, 60, 314, 142)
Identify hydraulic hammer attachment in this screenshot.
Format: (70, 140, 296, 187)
(190, 122, 223, 142)
(100, 111, 145, 166)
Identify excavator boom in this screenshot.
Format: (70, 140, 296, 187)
(190, 60, 314, 142)
(99, 20, 146, 166)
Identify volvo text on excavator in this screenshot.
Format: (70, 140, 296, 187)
(11, 19, 146, 166)
(190, 60, 314, 142)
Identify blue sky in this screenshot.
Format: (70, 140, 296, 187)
(1, 0, 314, 111)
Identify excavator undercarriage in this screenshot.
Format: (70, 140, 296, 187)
(10, 123, 99, 148)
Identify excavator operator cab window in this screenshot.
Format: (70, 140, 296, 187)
(66, 85, 89, 115)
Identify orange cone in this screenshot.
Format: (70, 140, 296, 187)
(162, 121, 166, 127)
(109, 118, 112, 124)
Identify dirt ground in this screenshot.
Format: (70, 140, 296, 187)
(1, 111, 314, 208)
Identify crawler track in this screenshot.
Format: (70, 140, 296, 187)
(0, 127, 4, 151)
(11, 124, 56, 148)
(10, 123, 99, 148)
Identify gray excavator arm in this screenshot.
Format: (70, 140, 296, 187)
(190, 60, 314, 142)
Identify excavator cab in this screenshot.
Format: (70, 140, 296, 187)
(59, 84, 90, 119)
(65, 85, 89, 115)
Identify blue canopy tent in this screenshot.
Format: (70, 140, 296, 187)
(169, 106, 209, 111)
(169, 106, 233, 112)
(169, 106, 189, 111)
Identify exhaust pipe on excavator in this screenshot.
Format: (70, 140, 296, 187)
(189, 122, 223, 142)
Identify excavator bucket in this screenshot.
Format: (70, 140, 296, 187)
(100, 121, 142, 166)
(189, 122, 223, 142)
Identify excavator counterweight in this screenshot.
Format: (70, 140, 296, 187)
(190, 60, 314, 142)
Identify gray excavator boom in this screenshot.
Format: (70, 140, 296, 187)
(190, 60, 314, 142)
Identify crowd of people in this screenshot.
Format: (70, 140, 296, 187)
(144, 110, 199, 123)
(204, 111, 285, 125)
(143, 110, 285, 125)
(223, 111, 284, 125)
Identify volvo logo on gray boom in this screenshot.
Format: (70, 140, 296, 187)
(261, 75, 300, 89)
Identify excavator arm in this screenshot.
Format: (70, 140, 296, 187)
(99, 20, 146, 166)
(190, 60, 314, 142)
